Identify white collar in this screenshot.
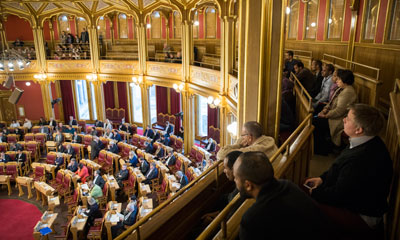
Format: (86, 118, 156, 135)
(349, 136, 374, 149)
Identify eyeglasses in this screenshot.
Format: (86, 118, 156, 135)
(241, 133, 249, 137)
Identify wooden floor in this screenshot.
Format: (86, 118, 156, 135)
(309, 153, 336, 177)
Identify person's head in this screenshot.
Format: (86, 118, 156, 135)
(223, 151, 243, 181)
(242, 121, 263, 145)
(311, 59, 322, 72)
(83, 27, 86, 31)
(293, 61, 304, 74)
(322, 63, 334, 78)
(69, 116, 73, 120)
(67, 144, 71, 149)
(208, 137, 213, 142)
(78, 163, 84, 170)
(25, 118, 29, 122)
(176, 171, 183, 178)
(88, 196, 96, 206)
(164, 42, 168, 48)
(129, 151, 134, 158)
(17, 149, 22, 154)
(336, 69, 354, 88)
(122, 164, 127, 170)
(233, 152, 274, 199)
(285, 50, 294, 61)
(147, 125, 151, 130)
(11, 120, 16, 123)
(0, 132, 3, 136)
(57, 152, 62, 158)
(88, 180, 93, 188)
(94, 170, 100, 177)
(344, 104, 384, 138)
(0, 152, 4, 157)
(71, 158, 76, 164)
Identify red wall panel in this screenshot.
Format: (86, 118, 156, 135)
(105, 18, 111, 39)
(14, 81, 45, 121)
(5, 15, 33, 41)
(169, 15, 174, 39)
(217, 16, 221, 39)
(342, 0, 352, 41)
(50, 83, 60, 120)
(128, 18, 134, 39)
(375, 0, 389, 43)
(69, 18, 76, 36)
(355, 0, 365, 42)
(298, 1, 305, 40)
(114, 18, 118, 39)
(199, 13, 204, 39)
(43, 20, 51, 41)
(317, 0, 327, 40)
(147, 18, 150, 39)
(53, 19, 59, 40)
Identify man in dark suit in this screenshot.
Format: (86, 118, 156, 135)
(55, 130, 64, 146)
(112, 130, 122, 142)
(143, 126, 154, 139)
(111, 199, 138, 238)
(93, 170, 105, 189)
(16, 149, 26, 166)
(86, 197, 103, 227)
(176, 170, 188, 189)
(0, 152, 10, 163)
(144, 141, 154, 154)
(160, 134, 170, 146)
(49, 117, 57, 129)
(164, 151, 176, 166)
(90, 137, 101, 160)
(152, 131, 160, 142)
(116, 164, 129, 188)
(292, 61, 315, 94)
(9, 142, 23, 151)
(165, 121, 174, 135)
(64, 144, 76, 159)
(0, 132, 7, 143)
(80, 27, 89, 43)
(154, 145, 165, 160)
(94, 120, 104, 128)
(118, 123, 127, 132)
(72, 131, 82, 143)
(67, 158, 78, 172)
(205, 137, 216, 152)
(143, 163, 158, 184)
(108, 141, 119, 154)
(138, 158, 149, 175)
(68, 116, 78, 126)
(55, 153, 64, 172)
(234, 152, 330, 240)
(39, 117, 48, 126)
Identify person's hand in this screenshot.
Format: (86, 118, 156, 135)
(239, 137, 249, 147)
(317, 112, 327, 118)
(304, 177, 323, 194)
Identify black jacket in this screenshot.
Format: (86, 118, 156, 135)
(90, 140, 101, 160)
(140, 160, 150, 175)
(312, 136, 393, 217)
(94, 175, 105, 189)
(64, 147, 76, 159)
(72, 134, 82, 144)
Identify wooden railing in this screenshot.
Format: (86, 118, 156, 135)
(285, 49, 313, 69)
(385, 78, 400, 240)
(291, 72, 314, 124)
(322, 54, 381, 107)
(115, 159, 226, 240)
(197, 114, 314, 240)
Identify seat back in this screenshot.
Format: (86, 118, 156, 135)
(71, 144, 82, 160)
(98, 150, 107, 164)
(77, 120, 86, 133)
(131, 134, 139, 146)
(95, 127, 104, 137)
(34, 134, 46, 147)
(208, 126, 215, 140)
(106, 154, 113, 166)
(46, 152, 57, 164)
(83, 135, 93, 147)
(175, 138, 183, 152)
(63, 175, 71, 188)
(31, 127, 40, 134)
(186, 167, 194, 182)
(24, 133, 34, 142)
(35, 166, 45, 177)
(6, 152, 15, 161)
(112, 109, 119, 121)
(0, 143, 7, 152)
(118, 109, 125, 121)
(175, 158, 182, 172)
(105, 108, 113, 119)
(7, 134, 17, 144)
(56, 171, 64, 184)
(189, 147, 197, 159)
(122, 145, 131, 159)
(26, 141, 37, 152)
(214, 128, 221, 144)
(5, 163, 17, 177)
(131, 124, 137, 135)
(157, 113, 164, 127)
(195, 150, 204, 163)
(99, 137, 109, 148)
(0, 164, 5, 175)
(86, 165, 93, 177)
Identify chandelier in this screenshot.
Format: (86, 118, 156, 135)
(207, 96, 221, 108)
(0, 48, 31, 72)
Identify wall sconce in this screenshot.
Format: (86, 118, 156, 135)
(194, 21, 199, 26)
(173, 83, 184, 92)
(130, 76, 143, 87)
(86, 73, 98, 81)
(285, 7, 291, 14)
(227, 121, 238, 138)
(34, 73, 47, 81)
(146, 23, 151, 29)
(207, 96, 221, 108)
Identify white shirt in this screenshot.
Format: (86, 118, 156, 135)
(10, 122, 20, 128)
(23, 121, 32, 129)
(314, 75, 333, 103)
(349, 135, 374, 149)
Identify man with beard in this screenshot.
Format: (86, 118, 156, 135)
(233, 151, 332, 240)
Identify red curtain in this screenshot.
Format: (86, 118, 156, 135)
(103, 81, 115, 109)
(156, 86, 168, 114)
(60, 80, 76, 119)
(170, 89, 181, 134)
(117, 82, 129, 122)
(208, 106, 219, 135)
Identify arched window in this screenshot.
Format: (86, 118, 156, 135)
(287, 0, 299, 39)
(388, 0, 400, 42)
(130, 84, 143, 123)
(205, 7, 217, 38)
(327, 0, 345, 40)
(119, 13, 128, 39)
(97, 16, 107, 39)
(58, 14, 70, 34)
(304, 0, 318, 39)
(151, 11, 161, 39)
(363, 0, 379, 41)
(173, 11, 182, 39)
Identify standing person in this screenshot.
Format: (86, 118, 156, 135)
(233, 152, 331, 240)
(305, 104, 393, 239)
(81, 27, 89, 43)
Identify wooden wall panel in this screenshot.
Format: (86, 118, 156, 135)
(284, 41, 348, 59)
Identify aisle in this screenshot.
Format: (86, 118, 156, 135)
(0, 199, 43, 240)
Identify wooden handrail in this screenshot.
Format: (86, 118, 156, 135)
(389, 79, 400, 138)
(115, 159, 223, 240)
(290, 72, 313, 105)
(197, 113, 313, 240)
(284, 48, 313, 58)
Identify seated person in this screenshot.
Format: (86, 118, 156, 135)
(177, 126, 184, 139)
(95, 120, 104, 128)
(111, 198, 138, 238)
(68, 116, 78, 126)
(54, 130, 64, 146)
(104, 119, 113, 131)
(144, 141, 154, 154)
(90, 137, 102, 160)
(23, 118, 32, 131)
(71, 131, 82, 143)
(48, 117, 57, 129)
(85, 197, 103, 227)
(67, 158, 78, 172)
(175, 171, 188, 190)
(138, 157, 149, 175)
(39, 126, 49, 134)
(153, 145, 165, 160)
(112, 130, 122, 142)
(64, 125, 75, 134)
(118, 123, 127, 132)
(0, 152, 10, 163)
(0, 132, 7, 143)
(15, 149, 26, 166)
(160, 134, 170, 146)
(116, 164, 129, 188)
(38, 117, 47, 126)
(305, 104, 393, 238)
(152, 131, 161, 142)
(283, 50, 298, 78)
(291, 61, 314, 94)
(88, 180, 103, 203)
(128, 150, 138, 167)
(142, 163, 158, 184)
(14, 127, 23, 139)
(88, 127, 98, 136)
(205, 137, 216, 152)
(103, 128, 113, 138)
(93, 170, 105, 189)
(57, 143, 66, 153)
(64, 144, 76, 159)
(10, 120, 20, 128)
(76, 163, 89, 183)
(143, 125, 154, 139)
(163, 151, 176, 166)
(57, 122, 66, 133)
(165, 121, 174, 135)
(108, 140, 119, 154)
(55, 153, 64, 172)
(9, 142, 23, 152)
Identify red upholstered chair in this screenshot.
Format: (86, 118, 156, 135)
(34, 133, 46, 150)
(169, 116, 176, 126)
(139, 137, 147, 149)
(83, 135, 93, 148)
(118, 109, 125, 122)
(95, 127, 104, 137)
(214, 128, 221, 144)
(26, 141, 39, 162)
(208, 126, 215, 140)
(122, 145, 131, 159)
(70, 144, 82, 160)
(186, 167, 194, 182)
(97, 182, 109, 209)
(7, 134, 17, 144)
(195, 150, 205, 165)
(131, 135, 140, 147)
(86, 165, 93, 182)
(131, 124, 137, 135)
(46, 152, 57, 165)
(118, 131, 128, 142)
(175, 138, 183, 153)
(155, 177, 169, 203)
(87, 214, 105, 240)
(97, 150, 106, 165)
(105, 108, 113, 120)
(123, 173, 136, 196)
(77, 120, 86, 133)
(169, 135, 176, 149)
(157, 113, 164, 127)
(58, 175, 71, 198)
(31, 127, 40, 134)
(99, 137, 109, 149)
(24, 133, 34, 142)
(171, 157, 183, 174)
(112, 109, 119, 121)
(5, 163, 18, 182)
(0, 143, 7, 152)
(6, 152, 16, 161)
(50, 171, 64, 191)
(65, 188, 79, 213)
(102, 154, 113, 174)
(188, 147, 197, 162)
(33, 166, 45, 182)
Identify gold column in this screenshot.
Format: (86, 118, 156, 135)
(92, 81, 105, 121)
(49, 20, 55, 50)
(87, 25, 100, 73)
(39, 81, 53, 120)
(182, 90, 195, 154)
(137, 16, 147, 76)
(0, 20, 8, 50)
(32, 27, 47, 72)
(165, 14, 170, 44)
(220, 10, 235, 95)
(140, 82, 150, 129)
(113, 82, 119, 108)
(181, 18, 192, 82)
(237, 0, 284, 139)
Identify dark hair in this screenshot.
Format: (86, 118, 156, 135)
(314, 59, 322, 70)
(287, 50, 294, 57)
(337, 69, 354, 85)
(236, 152, 274, 185)
(294, 61, 304, 69)
(349, 103, 384, 136)
(243, 121, 263, 138)
(225, 151, 243, 169)
(78, 163, 84, 169)
(325, 63, 335, 74)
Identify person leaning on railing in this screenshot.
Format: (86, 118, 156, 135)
(216, 121, 279, 161)
(305, 104, 393, 240)
(233, 152, 332, 240)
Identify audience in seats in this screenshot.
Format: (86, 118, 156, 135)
(128, 150, 139, 167)
(68, 116, 77, 126)
(291, 61, 314, 94)
(12, 38, 24, 47)
(310, 59, 324, 97)
(165, 121, 174, 135)
(283, 50, 299, 78)
(67, 158, 78, 172)
(217, 121, 279, 161)
(23, 118, 32, 131)
(88, 127, 97, 137)
(205, 137, 216, 152)
(16, 149, 26, 167)
(95, 120, 104, 128)
(93, 170, 105, 189)
(9, 142, 23, 151)
(10, 120, 20, 128)
(72, 131, 82, 143)
(116, 164, 129, 188)
(145, 141, 154, 154)
(86, 197, 103, 227)
(160, 134, 170, 146)
(112, 130, 122, 142)
(176, 171, 188, 190)
(64, 144, 76, 159)
(49, 117, 57, 129)
(108, 140, 119, 154)
(38, 117, 47, 126)
(88, 180, 103, 203)
(144, 125, 155, 139)
(234, 152, 331, 240)
(0, 152, 10, 163)
(305, 104, 393, 239)
(76, 163, 89, 183)
(139, 157, 150, 175)
(90, 137, 103, 160)
(143, 163, 158, 184)
(104, 128, 113, 138)
(111, 197, 138, 238)
(55, 152, 64, 172)
(313, 69, 357, 155)
(313, 64, 335, 113)
(164, 150, 176, 166)
(14, 127, 23, 139)
(0, 132, 6, 143)
(154, 144, 165, 160)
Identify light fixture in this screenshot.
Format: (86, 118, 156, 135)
(328, 18, 333, 24)
(86, 73, 98, 81)
(310, 22, 316, 27)
(194, 20, 199, 26)
(173, 83, 184, 92)
(0, 49, 32, 72)
(25, 82, 31, 86)
(146, 23, 151, 29)
(227, 121, 238, 137)
(286, 7, 291, 14)
(131, 76, 143, 86)
(97, 26, 100, 30)
(207, 96, 221, 108)
(34, 73, 47, 81)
